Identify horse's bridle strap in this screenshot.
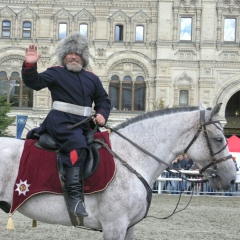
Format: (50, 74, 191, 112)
(183, 125, 202, 154)
(184, 109, 231, 174)
(183, 110, 206, 154)
(199, 154, 232, 174)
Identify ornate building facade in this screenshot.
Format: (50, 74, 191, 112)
(0, 0, 240, 137)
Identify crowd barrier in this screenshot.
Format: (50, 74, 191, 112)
(153, 170, 240, 196)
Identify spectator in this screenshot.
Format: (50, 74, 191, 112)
(225, 156, 239, 196)
(170, 156, 181, 194)
(182, 153, 194, 191)
(162, 168, 171, 193)
(183, 153, 194, 170)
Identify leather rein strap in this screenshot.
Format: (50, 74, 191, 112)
(94, 138, 152, 218)
(183, 110, 232, 174)
(66, 109, 232, 221)
(105, 126, 170, 168)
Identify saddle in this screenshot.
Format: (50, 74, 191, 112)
(34, 129, 101, 180)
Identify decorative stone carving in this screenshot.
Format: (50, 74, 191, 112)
(177, 72, 192, 85)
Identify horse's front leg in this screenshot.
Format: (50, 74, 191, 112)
(125, 226, 134, 240)
(102, 219, 132, 240)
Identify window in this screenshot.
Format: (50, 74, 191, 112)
(109, 75, 145, 111)
(179, 90, 189, 106)
(10, 72, 20, 107)
(109, 75, 120, 110)
(111, 75, 119, 81)
(122, 76, 132, 110)
(80, 23, 88, 38)
(22, 83, 33, 107)
(2, 20, 11, 37)
(180, 17, 192, 41)
(134, 76, 145, 110)
(0, 71, 7, 96)
(135, 25, 144, 41)
(115, 25, 123, 41)
(0, 71, 33, 108)
(59, 23, 67, 39)
(224, 18, 236, 42)
(22, 21, 31, 38)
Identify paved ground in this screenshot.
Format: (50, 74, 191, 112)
(0, 194, 239, 240)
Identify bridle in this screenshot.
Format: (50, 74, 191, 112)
(183, 110, 232, 176)
(68, 108, 232, 176)
(68, 109, 232, 178)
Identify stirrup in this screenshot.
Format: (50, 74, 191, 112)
(74, 200, 88, 217)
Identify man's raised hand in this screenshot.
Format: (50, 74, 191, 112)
(25, 45, 42, 64)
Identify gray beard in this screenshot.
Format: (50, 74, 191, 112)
(65, 62, 83, 72)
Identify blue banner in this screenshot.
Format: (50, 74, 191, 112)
(16, 115, 28, 139)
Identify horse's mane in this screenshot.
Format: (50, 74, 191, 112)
(113, 106, 199, 130)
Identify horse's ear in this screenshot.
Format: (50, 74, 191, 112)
(210, 103, 222, 120)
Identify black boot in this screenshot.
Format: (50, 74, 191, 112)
(65, 167, 88, 217)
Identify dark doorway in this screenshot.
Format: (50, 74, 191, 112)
(225, 91, 240, 137)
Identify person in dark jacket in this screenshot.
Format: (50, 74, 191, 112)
(22, 32, 111, 218)
(170, 156, 181, 194)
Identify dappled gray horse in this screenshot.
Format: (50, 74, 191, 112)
(0, 104, 236, 240)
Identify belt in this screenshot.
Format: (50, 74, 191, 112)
(52, 101, 92, 116)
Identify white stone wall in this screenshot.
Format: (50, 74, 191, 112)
(0, 0, 239, 137)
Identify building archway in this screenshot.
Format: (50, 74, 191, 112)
(214, 76, 240, 135)
(224, 90, 240, 137)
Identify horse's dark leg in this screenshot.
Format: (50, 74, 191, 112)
(0, 201, 11, 213)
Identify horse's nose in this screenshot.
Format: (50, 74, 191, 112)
(222, 178, 236, 191)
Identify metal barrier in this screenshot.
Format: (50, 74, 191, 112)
(153, 170, 240, 196)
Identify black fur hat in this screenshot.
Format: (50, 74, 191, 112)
(56, 32, 89, 67)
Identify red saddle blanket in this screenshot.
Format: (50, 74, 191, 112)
(10, 131, 116, 214)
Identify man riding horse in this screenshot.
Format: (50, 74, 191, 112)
(22, 32, 111, 218)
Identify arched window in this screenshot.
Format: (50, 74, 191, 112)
(0, 71, 33, 108)
(122, 76, 132, 110)
(109, 75, 120, 110)
(22, 82, 33, 108)
(134, 76, 145, 110)
(109, 75, 145, 111)
(10, 72, 20, 107)
(111, 75, 119, 81)
(0, 71, 8, 96)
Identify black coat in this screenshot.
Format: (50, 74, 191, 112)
(22, 64, 111, 151)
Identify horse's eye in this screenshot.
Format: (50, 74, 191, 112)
(215, 137, 223, 142)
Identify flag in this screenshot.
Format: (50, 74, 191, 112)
(16, 115, 28, 139)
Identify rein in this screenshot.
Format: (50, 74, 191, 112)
(105, 126, 170, 168)
(104, 126, 208, 184)
(67, 108, 233, 223)
(94, 138, 152, 218)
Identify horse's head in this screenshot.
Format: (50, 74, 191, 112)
(185, 103, 236, 191)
